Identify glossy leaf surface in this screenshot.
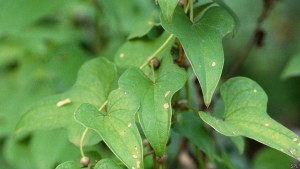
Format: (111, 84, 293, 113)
(119, 55, 186, 156)
(75, 89, 143, 169)
(16, 57, 117, 145)
(161, 6, 235, 106)
(199, 77, 300, 160)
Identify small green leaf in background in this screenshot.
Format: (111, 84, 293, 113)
(16, 57, 117, 146)
(115, 32, 174, 69)
(0, 0, 71, 35)
(119, 55, 186, 156)
(94, 159, 123, 169)
(199, 77, 300, 161)
(158, 0, 179, 23)
(253, 148, 293, 169)
(281, 53, 300, 79)
(128, 13, 157, 40)
(55, 161, 81, 169)
(74, 89, 143, 169)
(173, 112, 215, 160)
(161, 6, 235, 106)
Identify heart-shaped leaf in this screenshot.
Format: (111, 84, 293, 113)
(161, 6, 235, 106)
(74, 89, 143, 169)
(158, 0, 179, 23)
(119, 55, 186, 156)
(16, 57, 118, 146)
(199, 77, 300, 161)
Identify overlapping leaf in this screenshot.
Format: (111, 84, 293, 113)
(128, 14, 157, 39)
(55, 161, 80, 169)
(173, 112, 215, 160)
(161, 6, 235, 106)
(199, 77, 300, 160)
(75, 89, 143, 169)
(114, 32, 174, 69)
(158, 0, 178, 23)
(119, 55, 186, 156)
(16, 57, 117, 145)
(94, 159, 123, 169)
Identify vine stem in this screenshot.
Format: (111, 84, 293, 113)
(98, 100, 108, 112)
(80, 127, 89, 157)
(139, 34, 174, 69)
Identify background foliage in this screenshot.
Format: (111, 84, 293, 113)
(1, 0, 300, 169)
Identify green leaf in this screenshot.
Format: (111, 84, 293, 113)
(158, 0, 179, 23)
(281, 53, 300, 79)
(55, 161, 81, 169)
(94, 159, 123, 169)
(16, 57, 118, 145)
(173, 112, 215, 160)
(253, 148, 292, 169)
(199, 77, 300, 161)
(128, 13, 157, 39)
(114, 32, 174, 69)
(74, 89, 143, 169)
(161, 6, 235, 106)
(229, 136, 245, 154)
(0, 0, 71, 35)
(119, 55, 186, 156)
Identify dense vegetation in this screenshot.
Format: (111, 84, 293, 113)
(1, 0, 300, 169)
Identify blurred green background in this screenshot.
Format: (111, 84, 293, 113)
(0, 0, 299, 168)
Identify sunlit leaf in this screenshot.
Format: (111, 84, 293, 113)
(161, 6, 235, 106)
(199, 77, 300, 161)
(74, 89, 143, 169)
(119, 55, 186, 156)
(16, 57, 118, 145)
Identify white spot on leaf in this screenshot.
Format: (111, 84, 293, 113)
(293, 138, 298, 142)
(164, 91, 170, 97)
(147, 20, 153, 25)
(211, 61, 216, 67)
(298, 143, 300, 146)
(120, 53, 125, 58)
(265, 123, 269, 127)
(132, 167, 136, 169)
(133, 154, 138, 159)
(253, 89, 257, 93)
(163, 103, 169, 109)
(56, 98, 71, 107)
(136, 160, 140, 168)
(128, 123, 132, 128)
